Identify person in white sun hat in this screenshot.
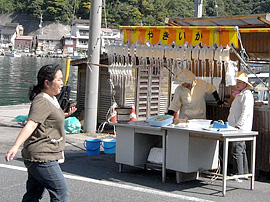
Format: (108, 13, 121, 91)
(167, 68, 225, 119)
(227, 71, 254, 182)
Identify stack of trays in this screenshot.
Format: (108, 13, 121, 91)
(115, 106, 132, 123)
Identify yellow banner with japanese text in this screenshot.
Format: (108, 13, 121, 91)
(120, 26, 238, 48)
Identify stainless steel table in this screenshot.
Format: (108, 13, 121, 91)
(114, 121, 258, 196)
(163, 125, 258, 196)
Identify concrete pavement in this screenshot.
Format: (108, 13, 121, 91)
(1, 104, 270, 201)
(0, 103, 116, 141)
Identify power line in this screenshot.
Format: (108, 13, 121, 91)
(103, 0, 107, 28)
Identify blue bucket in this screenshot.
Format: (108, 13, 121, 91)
(83, 139, 101, 155)
(102, 139, 116, 154)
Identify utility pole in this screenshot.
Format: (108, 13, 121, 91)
(103, 0, 107, 28)
(84, 0, 102, 133)
(39, 13, 43, 35)
(194, 0, 203, 18)
(215, 0, 219, 17)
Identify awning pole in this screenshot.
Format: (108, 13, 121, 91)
(268, 60, 270, 106)
(64, 56, 71, 85)
(230, 45, 270, 91)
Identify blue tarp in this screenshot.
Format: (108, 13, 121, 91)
(14, 115, 28, 122)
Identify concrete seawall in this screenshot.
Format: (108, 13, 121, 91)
(0, 104, 115, 140)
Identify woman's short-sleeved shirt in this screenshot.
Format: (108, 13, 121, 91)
(22, 92, 65, 162)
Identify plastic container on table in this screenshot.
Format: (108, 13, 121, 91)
(188, 119, 212, 129)
(147, 115, 174, 127)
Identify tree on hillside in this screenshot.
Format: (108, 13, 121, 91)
(204, 0, 225, 17)
(0, 0, 15, 14)
(166, 0, 194, 18)
(43, 0, 74, 22)
(106, 1, 143, 28)
(76, 0, 90, 19)
(13, 0, 27, 13)
(139, 0, 157, 25)
(148, 0, 168, 25)
(28, 0, 44, 19)
(253, 0, 270, 14)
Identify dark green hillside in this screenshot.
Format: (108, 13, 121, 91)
(0, 13, 40, 35)
(0, 0, 268, 28)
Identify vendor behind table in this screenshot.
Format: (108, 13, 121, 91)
(167, 68, 225, 119)
(227, 71, 254, 178)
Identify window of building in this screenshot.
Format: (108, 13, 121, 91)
(65, 39, 74, 45)
(79, 30, 89, 36)
(79, 39, 88, 45)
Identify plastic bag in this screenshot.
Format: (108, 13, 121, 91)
(64, 117, 81, 134)
(14, 115, 28, 122)
(226, 60, 238, 86)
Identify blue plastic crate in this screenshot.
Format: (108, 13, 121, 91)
(213, 121, 229, 129)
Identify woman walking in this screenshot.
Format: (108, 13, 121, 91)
(5, 64, 76, 201)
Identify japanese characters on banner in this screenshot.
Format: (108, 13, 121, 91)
(120, 26, 238, 48)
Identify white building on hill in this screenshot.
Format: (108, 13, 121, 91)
(71, 19, 121, 53)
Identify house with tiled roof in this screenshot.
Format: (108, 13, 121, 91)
(35, 22, 70, 52)
(60, 34, 77, 54)
(14, 35, 34, 50)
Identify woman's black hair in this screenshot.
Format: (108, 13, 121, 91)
(29, 64, 62, 101)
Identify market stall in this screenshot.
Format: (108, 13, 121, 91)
(69, 13, 269, 197)
(106, 23, 263, 196)
(108, 23, 269, 174)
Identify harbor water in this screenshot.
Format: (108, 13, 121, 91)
(0, 56, 78, 106)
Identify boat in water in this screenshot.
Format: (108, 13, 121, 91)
(5, 50, 21, 57)
(70, 51, 84, 60)
(70, 55, 83, 60)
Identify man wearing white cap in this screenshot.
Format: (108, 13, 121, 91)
(167, 68, 224, 119)
(228, 71, 254, 180)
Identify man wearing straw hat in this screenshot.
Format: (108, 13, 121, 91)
(228, 71, 254, 182)
(167, 68, 224, 119)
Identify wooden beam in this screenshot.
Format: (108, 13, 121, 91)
(258, 17, 270, 26)
(189, 133, 224, 141)
(167, 13, 267, 23)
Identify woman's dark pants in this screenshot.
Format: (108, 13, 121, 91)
(231, 141, 249, 175)
(22, 160, 69, 202)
